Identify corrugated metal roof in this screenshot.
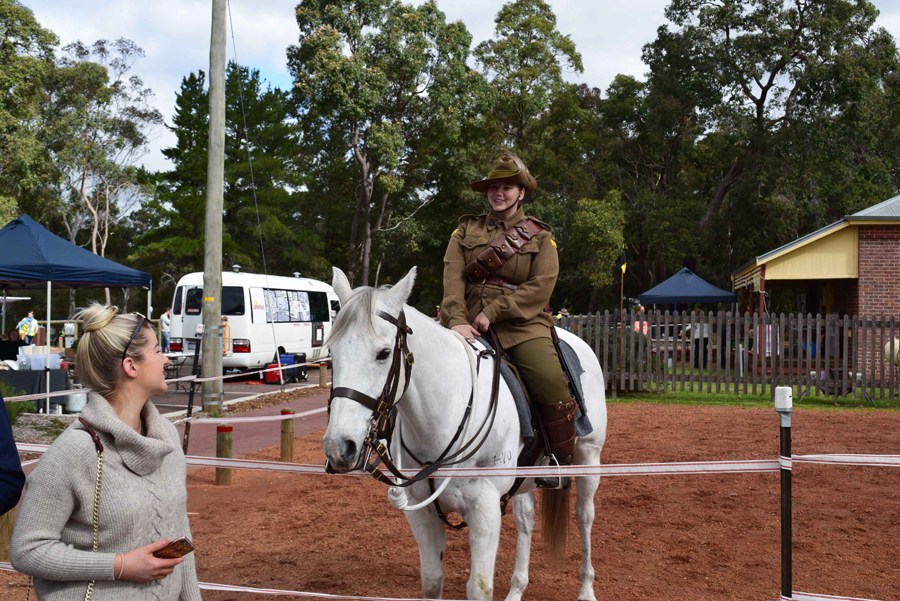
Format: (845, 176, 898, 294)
(732, 194, 900, 277)
(847, 194, 900, 219)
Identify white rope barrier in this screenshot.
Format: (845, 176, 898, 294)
(794, 592, 884, 601)
(20, 444, 895, 479)
(3, 357, 331, 403)
(0, 562, 455, 600)
(172, 406, 328, 425)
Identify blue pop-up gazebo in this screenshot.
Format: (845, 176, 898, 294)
(0, 215, 151, 410)
(639, 267, 737, 306)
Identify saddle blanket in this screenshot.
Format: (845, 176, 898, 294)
(475, 329, 593, 442)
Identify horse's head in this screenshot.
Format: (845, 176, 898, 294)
(323, 266, 417, 472)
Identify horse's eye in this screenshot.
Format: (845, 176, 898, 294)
(376, 348, 391, 361)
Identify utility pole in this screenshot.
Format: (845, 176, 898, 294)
(202, 0, 226, 413)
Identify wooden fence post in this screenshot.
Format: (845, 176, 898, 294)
(319, 363, 328, 387)
(280, 409, 295, 462)
(0, 509, 14, 561)
(216, 424, 232, 486)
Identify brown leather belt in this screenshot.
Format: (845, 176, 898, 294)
(482, 275, 519, 291)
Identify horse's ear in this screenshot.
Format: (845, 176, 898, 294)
(384, 266, 417, 312)
(332, 267, 353, 305)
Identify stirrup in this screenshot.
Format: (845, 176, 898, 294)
(534, 455, 571, 490)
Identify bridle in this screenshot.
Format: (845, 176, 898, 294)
(327, 308, 502, 489)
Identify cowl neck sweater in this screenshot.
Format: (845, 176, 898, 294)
(10, 394, 202, 601)
(80, 392, 174, 476)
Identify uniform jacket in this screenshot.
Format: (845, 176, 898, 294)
(440, 205, 557, 349)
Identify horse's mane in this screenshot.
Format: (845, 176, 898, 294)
(327, 284, 441, 348)
(327, 286, 381, 347)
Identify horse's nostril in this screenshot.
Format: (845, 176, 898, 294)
(342, 439, 358, 463)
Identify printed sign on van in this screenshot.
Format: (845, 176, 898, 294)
(250, 287, 268, 324)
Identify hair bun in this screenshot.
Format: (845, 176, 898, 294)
(77, 304, 119, 333)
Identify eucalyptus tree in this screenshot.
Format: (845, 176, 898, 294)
(0, 0, 57, 222)
(645, 0, 899, 233)
(289, 0, 483, 286)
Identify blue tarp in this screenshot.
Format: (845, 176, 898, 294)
(639, 267, 737, 305)
(0, 215, 150, 289)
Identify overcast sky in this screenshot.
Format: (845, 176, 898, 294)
(22, 0, 900, 173)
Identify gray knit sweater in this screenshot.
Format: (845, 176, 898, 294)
(10, 393, 202, 601)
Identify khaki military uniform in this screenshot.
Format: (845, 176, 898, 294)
(440, 205, 569, 406)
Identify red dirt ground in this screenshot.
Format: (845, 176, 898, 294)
(5, 403, 899, 600)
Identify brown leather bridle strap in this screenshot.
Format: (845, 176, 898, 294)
(376, 328, 504, 489)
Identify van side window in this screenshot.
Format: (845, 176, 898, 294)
(173, 287, 183, 315)
(330, 300, 341, 315)
(185, 288, 203, 315)
(309, 292, 329, 322)
(222, 286, 245, 316)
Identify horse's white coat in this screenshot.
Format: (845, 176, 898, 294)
(324, 268, 607, 601)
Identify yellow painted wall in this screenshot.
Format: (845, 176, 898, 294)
(766, 226, 858, 280)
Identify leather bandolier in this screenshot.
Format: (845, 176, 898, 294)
(464, 219, 543, 289)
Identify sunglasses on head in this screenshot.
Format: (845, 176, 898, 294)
(122, 312, 153, 362)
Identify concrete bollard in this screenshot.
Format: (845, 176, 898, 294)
(319, 362, 328, 388)
(0, 508, 14, 561)
(216, 424, 232, 486)
(281, 409, 295, 463)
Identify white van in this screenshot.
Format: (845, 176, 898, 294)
(168, 270, 341, 370)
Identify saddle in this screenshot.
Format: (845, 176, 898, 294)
(426, 328, 593, 528)
(478, 329, 592, 495)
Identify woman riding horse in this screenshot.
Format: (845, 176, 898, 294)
(440, 152, 577, 470)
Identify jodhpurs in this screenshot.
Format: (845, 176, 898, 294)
(505, 336, 570, 406)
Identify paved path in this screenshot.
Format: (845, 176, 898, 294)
(175, 390, 330, 467)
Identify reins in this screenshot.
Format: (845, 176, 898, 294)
(327, 309, 503, 490)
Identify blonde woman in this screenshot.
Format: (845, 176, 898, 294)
(11, 304, 202, 601)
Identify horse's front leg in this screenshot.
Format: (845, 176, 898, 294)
(405, 503, 447, 599)
(574, 441, 602, 601)
(464, 481, 503, 600)
(504, 490, 535, 601)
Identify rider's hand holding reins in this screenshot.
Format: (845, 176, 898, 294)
(472, 312, 491, 333)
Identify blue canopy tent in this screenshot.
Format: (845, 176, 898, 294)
(639, 267, 738, 306)
(0, 215, 151, 411)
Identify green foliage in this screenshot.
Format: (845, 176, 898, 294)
(289, 0, 486, 287)
(0, 0, 58, 211)
(571, 192, 625, 287)
(2, 380, 31, 425)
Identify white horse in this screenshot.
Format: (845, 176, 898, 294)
(323, 267, 607, 601)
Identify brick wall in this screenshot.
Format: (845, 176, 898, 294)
(853, 225, 900, 381)
(855, 225, 900, 318)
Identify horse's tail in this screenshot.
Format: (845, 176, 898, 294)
(541, 487, 569, 562)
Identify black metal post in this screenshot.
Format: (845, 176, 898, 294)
(775, 386, 792, 601)
(182, 343, 202, 454)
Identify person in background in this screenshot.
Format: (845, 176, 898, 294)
(0, 388, 26, 515)
(0, 329, 26, 361)
(160, 308, 171, 353)
(10, 304, 202, 601)
(17, 310, 38, 345)
(688, 307, 710, 369)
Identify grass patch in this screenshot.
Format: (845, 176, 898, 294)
(610, 385, 900, 410)
(34, 418, 70, 440)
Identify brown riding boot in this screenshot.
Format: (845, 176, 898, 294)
(535, 399, 577, 488)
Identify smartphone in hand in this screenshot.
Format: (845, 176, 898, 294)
(152, 537, 195, 559)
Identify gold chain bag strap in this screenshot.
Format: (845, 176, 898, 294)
(78, 417, 105, 601)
